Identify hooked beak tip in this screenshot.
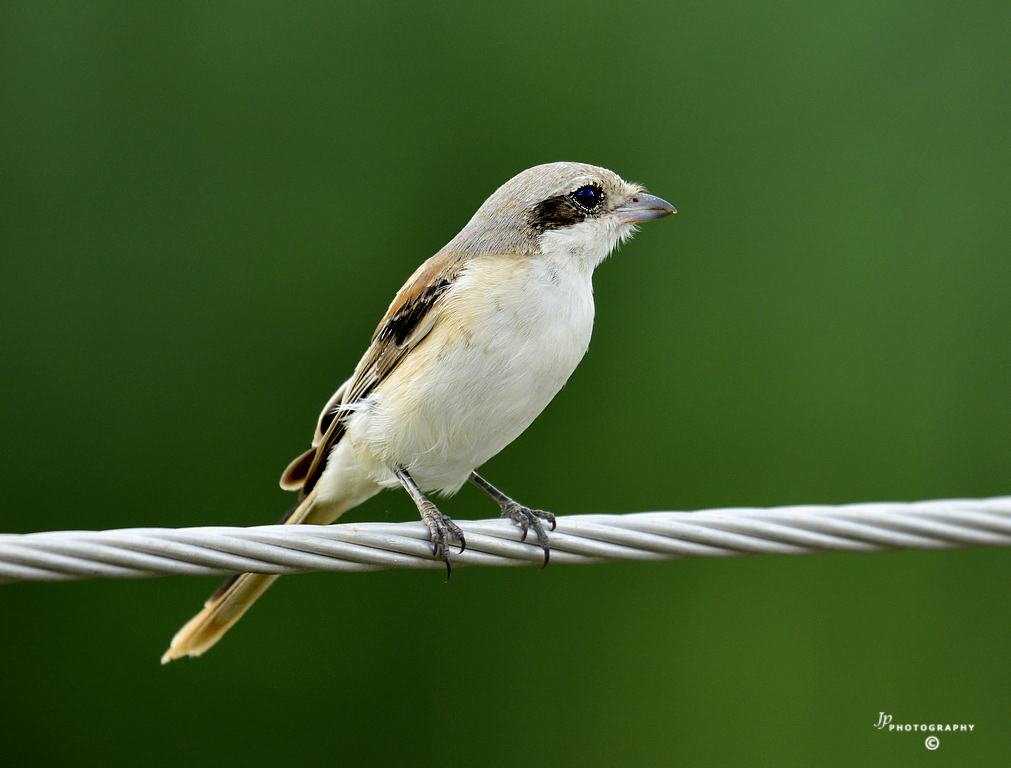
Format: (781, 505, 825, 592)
(615, 193, 676, 224)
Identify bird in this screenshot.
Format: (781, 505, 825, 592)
(161, 161, 675, 662)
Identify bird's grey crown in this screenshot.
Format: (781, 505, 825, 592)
(443, 162, 634, 258)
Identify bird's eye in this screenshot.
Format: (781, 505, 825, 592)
(571, 184, 603, 211)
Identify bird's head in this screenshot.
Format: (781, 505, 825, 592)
(452, 162, 675, 268)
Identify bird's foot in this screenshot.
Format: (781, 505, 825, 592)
(500, 502, 556, 568)
(419, 501, 466, 579)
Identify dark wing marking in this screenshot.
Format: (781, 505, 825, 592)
(293, 252, 468, 498)
(278, 383, 348, 491)
(314, 380, 349, 446)
(279, 447, 315, 491)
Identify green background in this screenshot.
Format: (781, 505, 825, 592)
(2, 2, 1009, 765)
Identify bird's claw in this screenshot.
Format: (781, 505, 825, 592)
(420, 502, 466, 579)
(500, 502, 555, 568)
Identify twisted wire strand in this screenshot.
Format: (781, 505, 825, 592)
(1, 496, 1010, 584)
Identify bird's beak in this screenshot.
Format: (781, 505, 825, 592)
(614, 193, 677, 224)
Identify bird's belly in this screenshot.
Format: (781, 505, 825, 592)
(346, 259, 594, 493)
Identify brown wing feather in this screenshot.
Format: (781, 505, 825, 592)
(279, 448, 316, 490)
(291, 251, 470, 498)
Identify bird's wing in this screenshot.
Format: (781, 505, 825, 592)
(283, 251, 470, 497)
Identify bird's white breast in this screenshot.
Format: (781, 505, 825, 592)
(346, 253, 596, 493)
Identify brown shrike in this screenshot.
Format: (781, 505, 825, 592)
(162, 162, 675, 662)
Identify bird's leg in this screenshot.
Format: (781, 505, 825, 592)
(395, 467, 466, 579)
(469, 472, 555, 568)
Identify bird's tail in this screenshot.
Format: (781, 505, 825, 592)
(161, 491, 330, 663)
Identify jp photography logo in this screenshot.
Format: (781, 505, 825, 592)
(873, 712, 975, 750)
